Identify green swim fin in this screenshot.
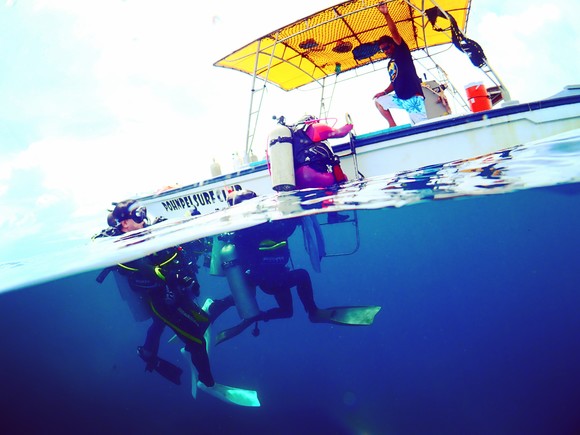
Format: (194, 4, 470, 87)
(201, 298, 213, 351)
(215, 318, 254, 345)
(310, 306, 381, 325)
(197, 381, 261, 407)
(180, 347, 199, 398)
(180, 347, 260, 406)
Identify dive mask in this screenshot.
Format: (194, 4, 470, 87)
(128, 203, 147, 223)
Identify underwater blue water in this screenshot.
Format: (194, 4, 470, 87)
(1, 133, 579, 434)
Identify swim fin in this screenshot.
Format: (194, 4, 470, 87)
(201, 298, 214, 351)
(197, 381, 261, 407)
(138, 346, 183, 385)
(310, 306, 381, 325)
(215, 318, 254, 345)
(179, 347, 260, 406)
(181, 347, 199, 398)
(154, 357, 183, 385)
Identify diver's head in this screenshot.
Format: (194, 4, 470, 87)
(377, 35, 395, 57)
(108, 199, 148, 232)
(296, 114, 318, 127)
(226, 189, 257, 206)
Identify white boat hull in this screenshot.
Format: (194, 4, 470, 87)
(139, 91, 580, 219)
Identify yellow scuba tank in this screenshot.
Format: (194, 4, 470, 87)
(267, 124, 295, 191)
(220, 243, 260, 319)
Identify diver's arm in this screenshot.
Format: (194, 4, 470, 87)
(378, 3, 402, 45)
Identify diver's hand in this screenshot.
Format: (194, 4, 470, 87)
(328, 123, 353, 138)
(378, 2, 390, 16)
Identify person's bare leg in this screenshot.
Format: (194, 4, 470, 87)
(375, 99, 396, 127)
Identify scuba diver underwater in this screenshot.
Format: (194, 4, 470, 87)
(93, 199, 260, 407)
(211, 190, 382, 345)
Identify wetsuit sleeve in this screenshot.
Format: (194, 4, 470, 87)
(117, 257, 160, 280)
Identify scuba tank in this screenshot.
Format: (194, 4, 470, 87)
(267, 124, 295, 191)
(209, 235, 226, 276)
(113, 270, 152, 322)
(220, 243, 260, 320)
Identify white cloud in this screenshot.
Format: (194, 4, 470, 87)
(472, 1, 579, 101)
(1, 0, 578, 262)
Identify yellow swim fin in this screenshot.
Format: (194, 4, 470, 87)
(310, 306, 381, 325)
(197, 382, 261, 407)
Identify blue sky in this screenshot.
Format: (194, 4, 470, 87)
(1, 0, 578, 262)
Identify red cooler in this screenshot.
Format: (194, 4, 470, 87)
(465, 82, 492, 112)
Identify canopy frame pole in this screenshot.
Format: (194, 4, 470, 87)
(318, 70, 341, 120)
(244, 38, 263, 160)
(413, 50, 470, 112)
(319, 77, 328, 119)
(245, 34, 282, 159)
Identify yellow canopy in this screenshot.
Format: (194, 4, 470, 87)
(214, 0, 472, 91)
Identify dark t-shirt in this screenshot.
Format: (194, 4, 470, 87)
(387, 40, 423, 100)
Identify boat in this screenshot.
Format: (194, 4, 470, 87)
(132, 0, 580, 220)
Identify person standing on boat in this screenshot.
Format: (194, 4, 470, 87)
(373, 2, 426, 127)
(94, 200, 233, 387)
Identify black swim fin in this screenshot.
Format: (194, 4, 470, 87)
(309, 306, 381, 325)
(215, 318, 255, 345)
(138, 346, 183, 385)
(154, 357, 183, 385)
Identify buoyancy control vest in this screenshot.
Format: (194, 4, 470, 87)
(267, 119, 347, 191)
(292, 128, 338, 172)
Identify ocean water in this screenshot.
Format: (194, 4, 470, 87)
(1, 132, 579, 434)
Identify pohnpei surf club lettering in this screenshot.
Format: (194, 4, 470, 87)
(161, 185, 243, 213)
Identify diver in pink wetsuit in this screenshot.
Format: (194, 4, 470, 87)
(293, 117, 353, 189)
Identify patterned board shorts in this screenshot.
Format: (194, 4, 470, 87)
(376, 94, 427, 124)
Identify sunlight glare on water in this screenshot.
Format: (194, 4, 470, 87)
(1, 130, 579, 294)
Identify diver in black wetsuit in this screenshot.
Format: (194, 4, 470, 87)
(232, 211, 319, 321)
(146, 271, 216, 386)
(215, 190, 381, 345)
(94, 199, 233, 386)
